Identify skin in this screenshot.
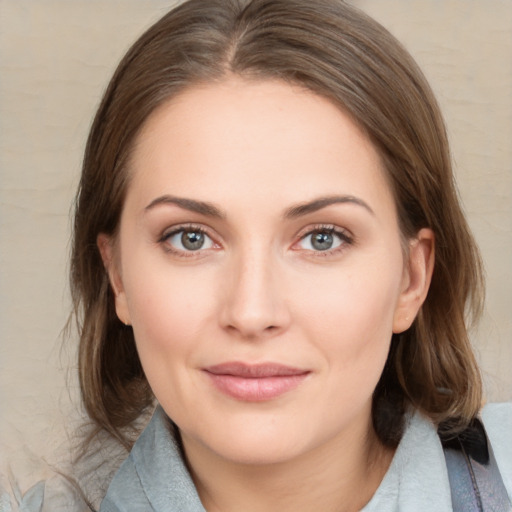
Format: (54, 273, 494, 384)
(99, 78, 434, 512)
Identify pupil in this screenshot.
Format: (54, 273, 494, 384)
(312, 231, 333, 251)
(182, 231, 204, 250)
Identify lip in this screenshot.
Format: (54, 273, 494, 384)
(202, 362, 310, 402)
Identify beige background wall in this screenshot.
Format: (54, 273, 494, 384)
(1, 0, 511, 486)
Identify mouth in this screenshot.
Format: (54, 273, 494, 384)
(202, 362, 311, 402)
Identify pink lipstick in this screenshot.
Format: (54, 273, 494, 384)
(203, 362, 310, 401)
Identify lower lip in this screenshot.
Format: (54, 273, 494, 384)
(204, 372, 309, 401)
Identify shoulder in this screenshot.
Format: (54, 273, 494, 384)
(0, 474, 89, 512)
(481, 401, 512, 498)
(99, 406, 204, 512)
(363, 409, 453, 511)
(481, 400, 512, 430)
(0, 424, 126, 512)
(100, 457, 149, 512)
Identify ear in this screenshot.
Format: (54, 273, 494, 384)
(393, 228, 435, 333)
(97, 233, 131, 326)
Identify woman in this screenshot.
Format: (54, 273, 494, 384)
(8, 0, 511, 510)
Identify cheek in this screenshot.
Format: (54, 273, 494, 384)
(121, 259, 222, 416)
(121, 251, 218, 367)
(292, 253, 403, 368)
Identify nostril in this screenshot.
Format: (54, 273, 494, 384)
(223, 322, 282, 340)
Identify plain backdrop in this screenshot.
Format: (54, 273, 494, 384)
(1, 0, 511, 486)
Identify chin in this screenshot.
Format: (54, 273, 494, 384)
(178, 411, 313, 467)
(210, 435, 307, 466)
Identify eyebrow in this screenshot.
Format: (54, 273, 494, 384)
(284, 195, 374, 218)
(144, 195, 225, 218)
(144, 194, 374, 219)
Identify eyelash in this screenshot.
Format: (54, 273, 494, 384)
(294, 224, 354, 256)
(159, 224, 218, 258)
(158, 223, 354, 258)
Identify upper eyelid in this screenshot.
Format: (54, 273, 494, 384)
(295, 224, 352, 239)
(160, 223, 213, 239)
(158, 225, 218, 257)
(292, 225, 354, 253)
(157, 222, 353, 247)
(158, 224, 217, 250)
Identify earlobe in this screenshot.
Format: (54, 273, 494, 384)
(392, 228, 435, 333)
(97, 233, 131, 326)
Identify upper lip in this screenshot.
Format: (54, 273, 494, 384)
(203, 362, 309, 378)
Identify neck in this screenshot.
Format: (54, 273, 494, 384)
(181, 418, 394, 512)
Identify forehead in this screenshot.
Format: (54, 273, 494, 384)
(126, 78, 395, 218)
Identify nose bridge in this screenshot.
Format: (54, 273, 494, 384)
(220, 241, 288, 338)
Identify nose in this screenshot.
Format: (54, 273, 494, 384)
(219, 247, 290, 340)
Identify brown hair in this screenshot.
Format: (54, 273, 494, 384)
(71, 0, 484, 449)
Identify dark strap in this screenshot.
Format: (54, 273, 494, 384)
(440, 418, 512, 511)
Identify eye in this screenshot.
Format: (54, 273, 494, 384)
(296, 227, 351, 252)
(162, 227, 215, 253)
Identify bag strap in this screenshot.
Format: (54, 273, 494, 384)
(440, 418, 512, 511)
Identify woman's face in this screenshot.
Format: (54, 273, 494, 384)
(101, 78, 432, 466)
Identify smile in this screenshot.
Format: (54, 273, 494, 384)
(203, 362, 311, 402)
